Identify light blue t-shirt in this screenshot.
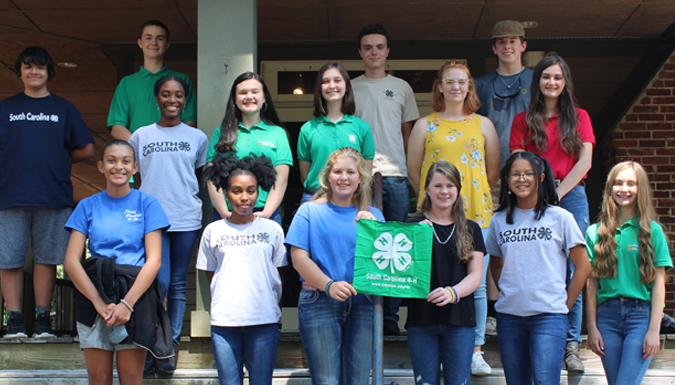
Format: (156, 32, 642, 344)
(285, 201, 384, 282)
(486, 205, 585, 317)
(129, 122, 208, 231)
(65, 189, 170, 267)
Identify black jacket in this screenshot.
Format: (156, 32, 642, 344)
(75, 256, 173, 359)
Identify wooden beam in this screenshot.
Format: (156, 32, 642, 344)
(326, 0, 339, 40)
(615, 3, 648, 37)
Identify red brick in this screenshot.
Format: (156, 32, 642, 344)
(625, 148, 654, 156)
(626, 114, 638, 122)
(612, 140, 638, 148)
(646, 89, 671, 96)
(633, 106, 659, 113)
(653, 80, 665, 87)
(653, 97, 675, 104)
(647, 123, 672, 130)
(659, 71, 675, 80)
(656, 148, 675, 156)
(666, 114, 675, 120)
(612, 132, 624, 139)
(639, 140, 665, 147)
(638, 114, 664, 121)
(665, 81, 675, 87)
(643, 156, 670, 164)
(651, 174, 671, 182)
(615, 149, 628, 157)
(654, 131, 675, 139)
(624, 131, 651, 139)
(660, 106, 675, 112)
(666, 64, 675, 71)
(655, 207, 670, 215)
(653, 190, 670, 198)
(657, 165, 675, 173)
(620, 123, 647, 130)
(639, 97, 651, 105)
(656, 182, 675, 190)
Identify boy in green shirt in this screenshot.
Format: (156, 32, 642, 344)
(107, 20, 197, 141)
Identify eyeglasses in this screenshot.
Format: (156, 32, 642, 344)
(509, 172, 537, 182)
(441, 78, 471, 87)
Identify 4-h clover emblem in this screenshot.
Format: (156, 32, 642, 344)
(372, 232, 412, 273)
(538, 227, 553, 240)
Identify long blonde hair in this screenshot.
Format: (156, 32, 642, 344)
(593, 161, 661, 283)
(418, 161, 474, 263)
(314, 147, 372, 211)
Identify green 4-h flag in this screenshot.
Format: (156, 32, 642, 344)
(353, 219, 433, 299)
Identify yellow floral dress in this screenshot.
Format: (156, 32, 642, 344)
(417, 113, 493, 228)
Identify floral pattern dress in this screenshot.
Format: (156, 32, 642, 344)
(417, 113, 493, 229)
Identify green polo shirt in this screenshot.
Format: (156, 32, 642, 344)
(207, 120, 292, 209)
(107, 65, 197, 133)
(297, 114, 375, 191)
(586, 217, 672, 305)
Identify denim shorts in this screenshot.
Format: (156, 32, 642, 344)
(76, 315, 140, 352)
(0, 206, 72, 269)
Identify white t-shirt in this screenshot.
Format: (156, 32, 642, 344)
(486, 205, 585, 317)
(352, 74, 419, 177)
(196, 217, 287, 326)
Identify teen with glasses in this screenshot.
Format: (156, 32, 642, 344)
(509, 55, 596, 372)
(408, 59, 500, 374)
(487, 151, 591, 385)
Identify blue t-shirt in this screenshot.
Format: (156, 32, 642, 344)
(0, 92, 94, 209)
(65, 189, 171, 267)
(285, 202, 384, 282)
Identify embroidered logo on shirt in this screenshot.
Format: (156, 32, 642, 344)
(257, 141, 276, 148)
(124, 209, 142, 221)
(9, 112, 59, 122)
(348, 134, 357, 144)
(383, 90, 394, 99)
(142, 141, 191, 156)
(627, 243, 639, 251)
(498, 227, 553, 245)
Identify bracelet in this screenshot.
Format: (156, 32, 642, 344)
(451, 286, 460, 304)
(120, 299, 134, 312)
(445, 286, 456, 303)
(325, 280, 335, 294)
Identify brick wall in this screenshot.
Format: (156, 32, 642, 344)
(601, 50, 675, 316)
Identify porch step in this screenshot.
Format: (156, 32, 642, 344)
(0, 368, 674, 384)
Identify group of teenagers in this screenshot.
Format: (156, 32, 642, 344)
(0, 16, 671, 385)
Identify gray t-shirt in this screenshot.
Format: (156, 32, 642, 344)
(352, 74, 420, 177)
(475, 68, 533, 169)
(196, 217, 287, 327)
(129, 122, 208, 231)
(486, 205, 585, 317)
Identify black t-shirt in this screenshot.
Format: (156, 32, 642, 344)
(405, 213, 486, 328)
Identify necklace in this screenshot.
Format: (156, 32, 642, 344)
(496, 67, 525, 89)
(432, 222, 455, 245)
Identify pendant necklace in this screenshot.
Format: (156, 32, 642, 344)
(496, 67, 524, 89)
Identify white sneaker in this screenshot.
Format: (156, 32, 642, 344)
(471, 351, 492, 376)
(485, 316, 497, 336)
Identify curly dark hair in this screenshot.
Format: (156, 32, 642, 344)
(203, 153, 277, 193)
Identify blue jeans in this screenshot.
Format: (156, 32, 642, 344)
(407, 324, 474, 385)
(474, 227, 490, 346)
(159, 230, 200, 346)
(497, 312, 568, 385)
(381, 176, 409, 322)
(212, 207, 281, 227)
(298, 289, 373, 385)
(211, 323, 279, 385)
(596, 298, 652, 385)
(559, 184, 589, 344)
